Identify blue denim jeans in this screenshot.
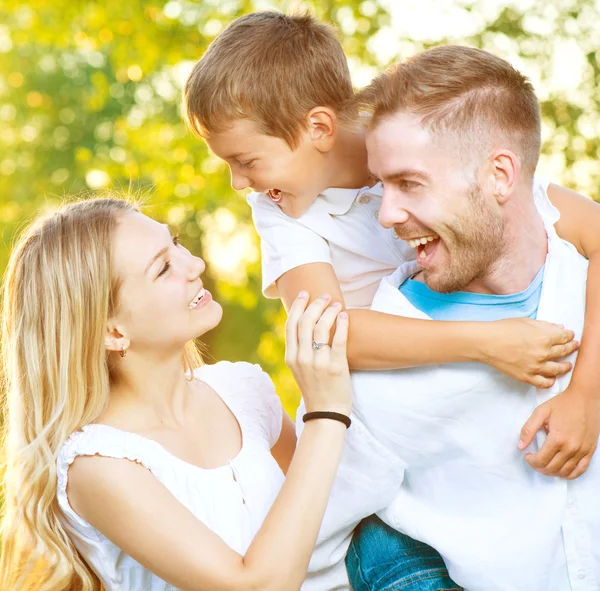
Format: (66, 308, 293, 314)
(346, 515, 461, 591)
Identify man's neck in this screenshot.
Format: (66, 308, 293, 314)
(465, 188, 548, 295)
(323, 124, 372, 190)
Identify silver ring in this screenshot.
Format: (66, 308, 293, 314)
(312, 340, 329, 350)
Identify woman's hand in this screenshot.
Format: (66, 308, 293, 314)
(482, 318, 579, 388)
(285, 292, 352, 416)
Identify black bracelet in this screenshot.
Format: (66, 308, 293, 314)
(302, 411, 351, 429)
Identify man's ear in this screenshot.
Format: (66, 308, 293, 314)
(105, 321, 129, 354)
(489, 149, 520, 205)
(306, 106, 337, 153)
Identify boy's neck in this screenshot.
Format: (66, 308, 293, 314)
(324, 125, 372, 190)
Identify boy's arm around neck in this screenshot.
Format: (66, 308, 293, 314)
(276, 262, 575, 383)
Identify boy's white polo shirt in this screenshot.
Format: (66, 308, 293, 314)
(248, 176, 551, 309)
(247, 183, 415, 308)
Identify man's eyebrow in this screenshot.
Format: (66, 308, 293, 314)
(144, 225, 171, 274)
(377, 169, 430, 182)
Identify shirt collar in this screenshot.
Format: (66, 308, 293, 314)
(313, 182, 383, 216)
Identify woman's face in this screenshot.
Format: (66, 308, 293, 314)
(109, 211, 222, 355)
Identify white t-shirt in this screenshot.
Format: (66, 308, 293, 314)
(248, 176, 551, 309)
(56, 362, 284, 591)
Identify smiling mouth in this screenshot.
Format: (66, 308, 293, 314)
(401, 233, 442, 264)
(188, 288, 207, 309)
(267, 189, 283, 203)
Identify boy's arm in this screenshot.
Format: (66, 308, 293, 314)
(276, 262, 576, 386)
(519, 184, 600, 478)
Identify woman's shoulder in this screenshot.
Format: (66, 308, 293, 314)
(195, 361, 283, 447)
(193, 360, 273, 388)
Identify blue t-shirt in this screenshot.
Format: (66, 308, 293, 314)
(398, 267, 545, 321)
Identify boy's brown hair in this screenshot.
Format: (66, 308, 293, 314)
(358, 45, 542, 177)
(183, 11, 356, 148)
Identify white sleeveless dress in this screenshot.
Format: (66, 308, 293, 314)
(56, 361, 285, 591)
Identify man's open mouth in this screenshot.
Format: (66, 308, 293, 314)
(404, 234, 441, 264)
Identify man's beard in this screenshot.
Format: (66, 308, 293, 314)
(424, 184, 505, 293)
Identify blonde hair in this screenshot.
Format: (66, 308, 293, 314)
(0, 195, 203, 590)
(358, 45, 542, 177)
(183, 11, 356, 148)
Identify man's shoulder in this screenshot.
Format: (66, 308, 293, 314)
(370, 261, 426, 316)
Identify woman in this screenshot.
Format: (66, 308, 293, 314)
(0, 195, 351, 591)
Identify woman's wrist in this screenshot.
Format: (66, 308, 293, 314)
(303, 411, 351, 428)
(303, 402, 352, 416)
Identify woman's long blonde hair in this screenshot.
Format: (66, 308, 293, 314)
(0, 195, 203, 590)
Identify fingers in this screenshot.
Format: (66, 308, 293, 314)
(547, 340, 579, 361)
(298, 294, 331, 364)
(533, 446, 579, 476)
(313, 301, 343, 347)
(530, 375, 555, 389)
(518, 406, 549, 450)
(537, 361, 573, 378)
(539, 322, 575, 346)
(555, 328, 575, 345)
(524, 443, 557, 471)
(567, 455, 592, 480)
(330, 312, 349, 371)
(285, 291, 309, 364)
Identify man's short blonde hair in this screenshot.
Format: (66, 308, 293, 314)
(358, 45, 542, 177)
(184, 11, 356, 148)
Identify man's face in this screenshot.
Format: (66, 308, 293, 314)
(205, 118, 327, 218)
(367, 112, 504, 293)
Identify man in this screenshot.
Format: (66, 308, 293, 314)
(305, 46, 600, 591)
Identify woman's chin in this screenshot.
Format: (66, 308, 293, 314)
(192, 300, 223, 338)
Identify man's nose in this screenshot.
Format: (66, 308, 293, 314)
(230, 171, 251, 191)
(378, 188, 410, 229)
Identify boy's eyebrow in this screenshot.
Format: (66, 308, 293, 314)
(226, 151, 253, 160)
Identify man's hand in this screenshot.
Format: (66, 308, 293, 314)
(518, 388, 600, 479)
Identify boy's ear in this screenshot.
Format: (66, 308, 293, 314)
(306, 106, 337, 153)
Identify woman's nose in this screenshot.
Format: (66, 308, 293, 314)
(187, 254, 205, 280)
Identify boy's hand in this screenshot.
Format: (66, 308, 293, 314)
(518, 387, 600, 479)
(484, 318, 579, 388)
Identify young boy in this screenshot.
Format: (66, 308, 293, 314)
(183, 10, 600, 589)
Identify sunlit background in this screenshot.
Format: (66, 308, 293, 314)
(1, 0, 599, 417)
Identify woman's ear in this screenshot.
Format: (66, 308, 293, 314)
(306, 106, 337, 153)
(105, 322, 129, 354)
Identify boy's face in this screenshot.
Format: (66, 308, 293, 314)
(205, 118, 329, 218)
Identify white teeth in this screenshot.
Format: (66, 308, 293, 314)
(407, 235, 437, 249)
(188, 288, 206, 309)
(420, 249, 427, 259)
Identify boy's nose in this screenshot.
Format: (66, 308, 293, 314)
(231, 172, 251, 191)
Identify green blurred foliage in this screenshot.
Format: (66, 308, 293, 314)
(0, 0, 598, 418)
